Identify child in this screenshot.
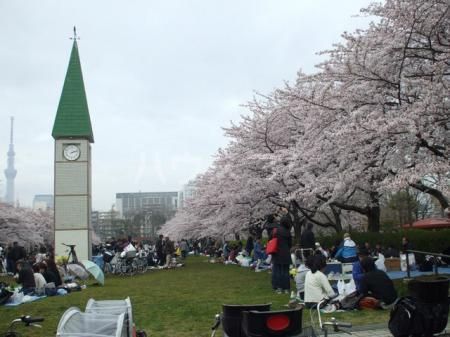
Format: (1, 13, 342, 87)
(294, 259, 310, 301)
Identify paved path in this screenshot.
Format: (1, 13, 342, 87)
(329, 322, 450, 337)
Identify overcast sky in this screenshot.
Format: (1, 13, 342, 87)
(0, 0, 374, 210)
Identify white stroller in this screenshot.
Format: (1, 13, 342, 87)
(56, 307, 126, 337)
(56, 297, 133, 337)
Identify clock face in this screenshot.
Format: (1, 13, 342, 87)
(63, 144, 80, 161)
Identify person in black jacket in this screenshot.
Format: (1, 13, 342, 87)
(10, 242, 26, 274)
(359, 257, 397, 308)
(156, 235, 165, 266)
(300, 223, 315, 250)
(271, 211, 293, 294)
(15, 260, 35, 295)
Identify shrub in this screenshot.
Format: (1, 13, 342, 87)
(317, 229, 450, 259)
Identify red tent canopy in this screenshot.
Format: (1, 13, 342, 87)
(402, 218, 450, 229)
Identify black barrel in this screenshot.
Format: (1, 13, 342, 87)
(408, 276, 449, 303)
(222, 304, 271, 337)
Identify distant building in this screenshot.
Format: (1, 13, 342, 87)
(33, 194, 54, 211)
(91, 209, 120, 241)
(116, 191, 178, 218)
(178, 180, 196, 209)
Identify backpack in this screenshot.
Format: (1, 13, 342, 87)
(389, 297, 416, 337)
(389, 296, 449, 337)
(340, 291, 363, 310)
(0, 286, 13, 305)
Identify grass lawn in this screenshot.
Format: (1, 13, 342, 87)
(0, 256, 398, 337)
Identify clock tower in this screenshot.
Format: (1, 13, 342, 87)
(52, 29, 94, 261)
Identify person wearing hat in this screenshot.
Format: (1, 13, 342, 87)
(334, 233, 358, 263)
(314, 242, 328, 259)
(352, 247, 370, 292)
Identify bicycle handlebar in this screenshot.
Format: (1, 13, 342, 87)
(62, 243, 76, 248)
(22, 316, 44, 325)
(211, 314, 221, 330)
(323, 320, 352, 329)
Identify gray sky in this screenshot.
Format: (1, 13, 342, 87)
(0, 0, 373, 210)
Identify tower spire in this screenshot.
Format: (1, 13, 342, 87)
(52, 27, 94, 143)
(4, 116, 17, 205)
(10, 116, 14, 144)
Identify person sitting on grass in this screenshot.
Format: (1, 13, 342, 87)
(304, 255, 336, 308)
(32, 263, 47, 296)
(295, 257, 311, 301)
(359, 256, 397, 309)
(352, 247, 370, 292)
(15, 260, 36, 295)
(335, 233, 358, 263)
(45, 258, 63, 287)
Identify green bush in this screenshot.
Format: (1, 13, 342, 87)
(317, 229, 450, 258)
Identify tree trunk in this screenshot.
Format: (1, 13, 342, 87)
(367, 192, 380, 232)
(330, 205, 343, 232)
(290, 201, 304, 245)
(410, 182, 449, 210)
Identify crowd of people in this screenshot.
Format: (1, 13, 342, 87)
(0, 215, 430, 312)
(197, 207, 410, 312)
(0, 242, 67, 298)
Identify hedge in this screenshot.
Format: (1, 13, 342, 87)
(317, 229, 450, 260)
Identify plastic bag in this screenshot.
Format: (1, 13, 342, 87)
(8, 289, 24, 305)
(375, 253, 387, 272)
(337, 280, 345, 295)
(345, 279, 356, 294)
(400, 254, 416, 271)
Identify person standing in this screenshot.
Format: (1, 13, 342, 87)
(163, 237, 175, 268)
(156, 235, 165, 266)
(271, 214, 293, 294)
(300, 223, 316, 250)
(245, 236, 254, 256)
(180, 239, 189, 259)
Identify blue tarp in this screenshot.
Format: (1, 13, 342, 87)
(387, 267, 450, 280)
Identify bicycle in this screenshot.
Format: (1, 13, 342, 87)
(307, 297, 352, 336)
(1, 316, 44, 337)
(62, 243, 78, 264)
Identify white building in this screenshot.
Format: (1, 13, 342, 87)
(178, 180, 196, 210)
(33, 194, 54, 211)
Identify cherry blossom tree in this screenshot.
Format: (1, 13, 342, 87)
(0, 203, 53, 249)
(161, 0, 449, 238)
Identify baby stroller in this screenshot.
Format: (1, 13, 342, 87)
(56, 307, 126, 337)
(86, 298, 133, 337)
(56, 297, 134, 337)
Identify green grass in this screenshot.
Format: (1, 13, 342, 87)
(1, 257, 398, 336)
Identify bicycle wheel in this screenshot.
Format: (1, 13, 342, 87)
(298, 325, 318, 337)
(103, 262, 112, 274)
(2, 331, 22, 337)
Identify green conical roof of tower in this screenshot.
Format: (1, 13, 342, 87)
(52, 40, 94, 143)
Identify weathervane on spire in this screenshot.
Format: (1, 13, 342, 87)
(70, 26, 80, 41)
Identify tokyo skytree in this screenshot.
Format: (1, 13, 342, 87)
(4, 117, 17, 205)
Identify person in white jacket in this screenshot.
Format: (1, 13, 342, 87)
(304, 255, 336, 308)
(295, 261, 310, 300)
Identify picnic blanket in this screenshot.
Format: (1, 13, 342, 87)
(4, 294, 47, 307)
(387, 267, 450, 280)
